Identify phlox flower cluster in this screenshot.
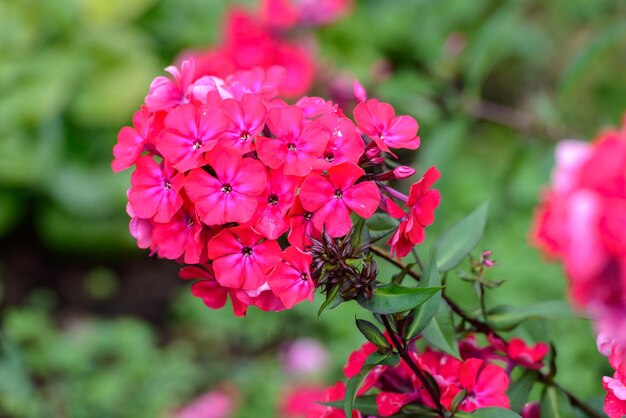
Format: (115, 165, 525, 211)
(113, 60, 434, 316)
(532, 116, 626, 346)
(283, 334, 548, 417)
(178, 0, 351, 98)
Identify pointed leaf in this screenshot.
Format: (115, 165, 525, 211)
(422, 304, 460, 359)
(508, 370, 538, 412)
(318, 285, 341, 319)
(432, 202, 489, 272)
(344, 352, 397, 417)
(540, 386, 574, 418)
(356, 319, 391, 352)
(357, 284, 441, 315)
(407, 253, 442, 339)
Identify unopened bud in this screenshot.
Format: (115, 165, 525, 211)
(393, 166, 415, 179)
(365, 146, 382, 160)
(353, 80, 367, 103)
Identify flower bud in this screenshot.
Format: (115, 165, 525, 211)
(365, 146, 382, 160)
(393, 166, 415, 179)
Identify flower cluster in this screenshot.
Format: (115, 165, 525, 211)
(178, 0, 350, 98)
(113, 59, 435, 316)
(598, 334, 626, 418)
(291, 334, 548, 417)
(532, 117, 626, 345)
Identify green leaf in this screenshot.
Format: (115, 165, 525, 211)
(540, 386, 574, 418)
(356, 319, 391, 351)
(344, 352, 398, 416)
(432, 202, 489, 272)
(357, 284, 441, 315)
(407, 253, 442, 339)
(317, 285, 341, 319)
(455, 407, 522, 418)
(350, 216, 371, 249)
(488, 301, 576, 331)
(422, 304, 460, 359)
(508, 370, 538, 412)
(366, 213, 399, 243)
(321, 395, 379, 416)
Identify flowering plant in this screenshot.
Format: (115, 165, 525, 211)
(112, 2, 614, 417)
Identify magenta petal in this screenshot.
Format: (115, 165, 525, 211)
(257, 136, 288, 169)
(299, 173, 335, 212)
(191, 280, 228, 309)
(344, 181, 380, 218)
(213, 253, 246, 288)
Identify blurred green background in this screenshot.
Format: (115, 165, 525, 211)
(1, 0, 626, 416)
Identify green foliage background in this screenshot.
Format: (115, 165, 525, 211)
(1, 0, 625, 416)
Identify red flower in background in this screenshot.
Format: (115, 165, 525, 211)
(532, 118, 626, 345)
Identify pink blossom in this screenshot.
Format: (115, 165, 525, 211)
(208, 226, 282, 290)
(250, 168, 300, 240)
(158, 93, 229, 172)
(300, 162, 380, 237)
(313, 113, 364, 169)
(220, 93, 267, 154)
(185, 146, 267, 225)
(507, 338, 549, 370)
(179, 265, 247, 316)
(269, 246, 315, 308)
(388, 166, 440, 258)
(442, 358, 510, 412)
(353, 99, 420, 154)
(128, 157, 185, 223)
(112, 106, 160, 172)
(287, 196, 321, 249)
(280, 385, 326, 418)
(257, 106, 329, 176)
(306, 381, 362, 418)
(281, 339, 329, 376)
(176, 388, 236, 418)
(145, 60, 197, 112)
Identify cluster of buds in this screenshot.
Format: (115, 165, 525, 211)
(112, 56, 439, 316)
(309, 229, 377, 301)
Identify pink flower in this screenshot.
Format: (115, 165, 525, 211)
(299, 162, 380, 237)
(507, 338, 549, 370)
(314, 113, 364, 169)
(442, 358, 510, 412)
(281, 339, 329, 376)
(353, 99, 420, 154)
(220, 93, 267, 154)
(152, 201, 213, 264)
(280, 385, 326, 418)
(128, 157, 185, 223)
(185, 146, 267, 225)
(306, 382, 362, 418)
(257, 106, 329, 176)
(532, 119, 626, 345)
(208, 226, 282, 290)
(260, 0, 299, 30)
(179, 265, 247, 316)
(344, 342, 385, 395)
(112, 106, 160, 172)
(388, 166, 440, 258)
(145, 60, 197, 112)
(287, 196, 321, 249)
(158, 94, 228, 172)
(603, 375, 626, 418)
(269, 247, 315, 309)
(176, 387, 237, 418)
(250, 168, 300, 240)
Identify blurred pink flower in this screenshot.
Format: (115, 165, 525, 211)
(281, 338, 329, 376)
(176, 389, 236, 418)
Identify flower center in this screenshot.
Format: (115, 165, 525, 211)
(164, 182, 172, 190)
(240, 131, 250, 141)
(267, 194, 279, 205)
(334, 189, 343, 199)
(193, 141, 202, 150)
(221, 184, 232, 194)
(304, 212, 313, 220)
(324, 153, 335, 162)
(287, 143, 297, 151)
(300, 272, 309, 281)
(242, 247, 253, 257)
